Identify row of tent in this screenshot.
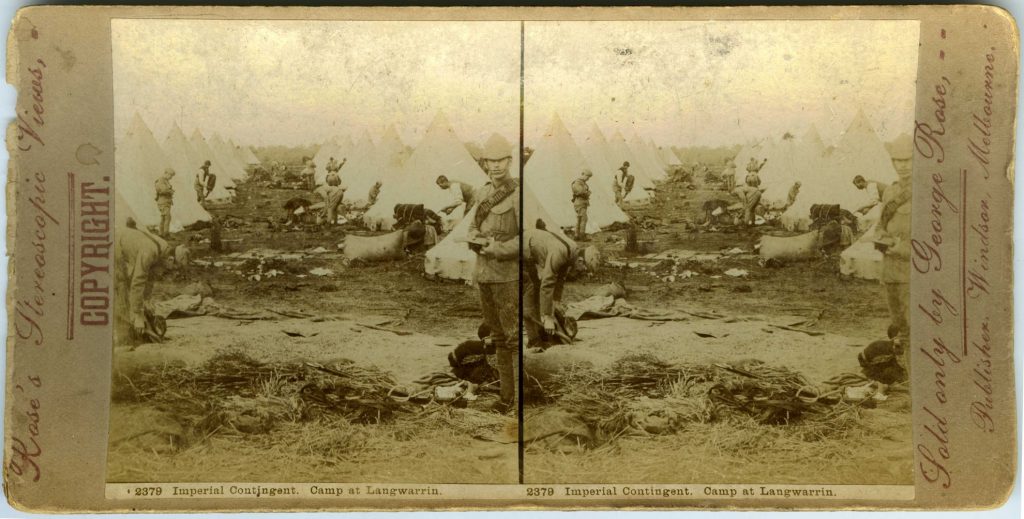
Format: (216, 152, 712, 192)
(315, 112, 692, 282)
(524, 114, 683, 234)
(727, 110, 905, 281)
(115, 113, 260, 232)
(730, 110, 901, 232)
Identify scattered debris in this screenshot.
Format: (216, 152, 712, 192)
(309, 267, 334, 276)
(769, 324, 825, 336)
(724, 268, 748, 277)
(357, 323, 413, 336)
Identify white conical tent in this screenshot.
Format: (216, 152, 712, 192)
(649, 140, 666, 169)
(607, 130, 655, 200)
(628, 133, 667, 182)
(312, 135, 348, 176)
(376, 124, 409, 168)
(188, 129, 234, 201)
(337, 130, 382, 200)
(646, 138, 669, 171)
(579, 123, 625, 206)
(364, 112, 490, 230)
(311, 137, 337, 170)
(208, 133, 249, 183)
(839, 222, 883, 280)
(228, 138, 260, 167)
(347, 125, 408, 204)
(240, 145, 261, 166)
(113, 187, 139, 228)
(732, 137, 775, 186)
(802, 124, 827, 153)
(115, 113, 169, 230)
(424, 204, 478, 281)
(658, 145, 681, 167)
(161, 123, 213, 227)
(757, 132, 826, 210)
(781, 110, 898, 230)
(524, 114, 627, 232)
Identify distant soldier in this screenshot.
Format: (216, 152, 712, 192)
(722, 159, 737, 192)
(745, 157, 767, 187)
(154, 168, 176, 237)
(616, 161, 635, 203)
(367, 181, 383, 206)
(571, 170, 593, 241)
(732, 182, 764, 227)
(315, 181, 346, 226)
(467, 134, 519, 413)
(302, 159, 317, 190)
(853, 175, 888, 215)
(115, 218, 171, 346)
(325, 156, 347, 186)
(787, 181, 802, 208)
(195, 160, 213, 203)
(436, 175, 476, 216)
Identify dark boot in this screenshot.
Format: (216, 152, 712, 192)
(495, 346, 517, 412)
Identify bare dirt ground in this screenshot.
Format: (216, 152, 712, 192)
(107, 181, 516, 484)
(523, 171, 913, 485)
(107, 171, 912, 486)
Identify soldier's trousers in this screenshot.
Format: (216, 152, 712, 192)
(478, 280, 519, 406)
(884, 280, 910, 372)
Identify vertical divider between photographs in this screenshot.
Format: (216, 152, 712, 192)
(517, 19, 526, 485)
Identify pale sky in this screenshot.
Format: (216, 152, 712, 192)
(113, 19, 920, 150)
(525, 20, 921, 147)
(112, 20, 521, 147)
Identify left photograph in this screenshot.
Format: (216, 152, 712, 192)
(108, 19, 521, 484)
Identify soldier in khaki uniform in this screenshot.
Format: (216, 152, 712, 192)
(874, 171, 911, 364)
(571, 169, 593, 241)
(523, 226, 576, 348)
(467, 133, 520, 412)
(115, 219, 171, 346)
(154, 168, 176, 237)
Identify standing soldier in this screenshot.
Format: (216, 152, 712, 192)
(571, 169, 593, 241)
(467, 133, 520, 413)
(325, 156, 347, 186)
(155, 168, 176, 237)
(315, 180, 346, 227)
(367, 181, 383, 207)
(874, 170, 912, 365)
(302, 159, 317, 190)
(195, 160, 212, 203)
(617, 161, 635, 202)
(722, 159, 737, 192)
(612, 173, 623, 205)
(745, 157, 767, 187)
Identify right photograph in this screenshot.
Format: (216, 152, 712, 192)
(521, 20, 919, 486)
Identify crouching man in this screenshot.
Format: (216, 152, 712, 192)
(467, 134, 520, 413)
(524, 223, 576, 349)
(115, 218, 173, 347)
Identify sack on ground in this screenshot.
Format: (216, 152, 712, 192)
(344, 230, 406, 262)
(759, 230, 819, 261)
